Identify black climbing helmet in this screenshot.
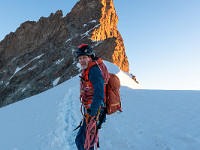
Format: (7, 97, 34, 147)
(76, 44, 95, 58)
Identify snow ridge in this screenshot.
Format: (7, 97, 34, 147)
(1, 62, 200, 150)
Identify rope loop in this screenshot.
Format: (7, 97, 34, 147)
(84, 117, 99, 150)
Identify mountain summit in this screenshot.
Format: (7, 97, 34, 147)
(0, 0, 129, 107)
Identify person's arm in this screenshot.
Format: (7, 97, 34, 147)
(88, 66, 104, 116)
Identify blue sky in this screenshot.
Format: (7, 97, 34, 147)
(1, 0, 200, 90)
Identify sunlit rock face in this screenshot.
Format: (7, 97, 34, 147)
(90, 0, 129, 73)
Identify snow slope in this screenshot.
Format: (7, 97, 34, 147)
(0, 62, 200, 150)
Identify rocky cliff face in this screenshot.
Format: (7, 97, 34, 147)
(90, 0, 129, 72)
(0, 0, 129, 107)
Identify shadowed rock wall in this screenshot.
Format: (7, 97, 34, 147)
(0, 0, 129, 107)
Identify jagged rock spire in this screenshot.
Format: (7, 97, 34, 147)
(0, 0, 129, 107)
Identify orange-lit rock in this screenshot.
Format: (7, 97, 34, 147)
(90, 0, 129, 72)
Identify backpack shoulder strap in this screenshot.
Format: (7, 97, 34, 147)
(83, 60, 98, 81)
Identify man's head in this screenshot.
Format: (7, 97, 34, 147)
(78, 55, 90, 70)
(76, 44, 95, 70)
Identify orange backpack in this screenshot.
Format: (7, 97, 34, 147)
(105, 73, 122, 115)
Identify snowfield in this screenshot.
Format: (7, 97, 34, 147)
(0, 61, 200, 150)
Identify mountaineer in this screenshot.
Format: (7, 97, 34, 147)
(75, 44, 110, 150)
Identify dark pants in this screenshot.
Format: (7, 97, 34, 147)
(75, 119, 94, 150)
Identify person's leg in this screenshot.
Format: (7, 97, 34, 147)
(75, 119, 95, 150)
(75, 121, 85, 150)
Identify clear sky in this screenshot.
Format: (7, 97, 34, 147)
(1, 0, 200, 90)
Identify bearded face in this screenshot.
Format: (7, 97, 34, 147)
(78, 55, 90, 70)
